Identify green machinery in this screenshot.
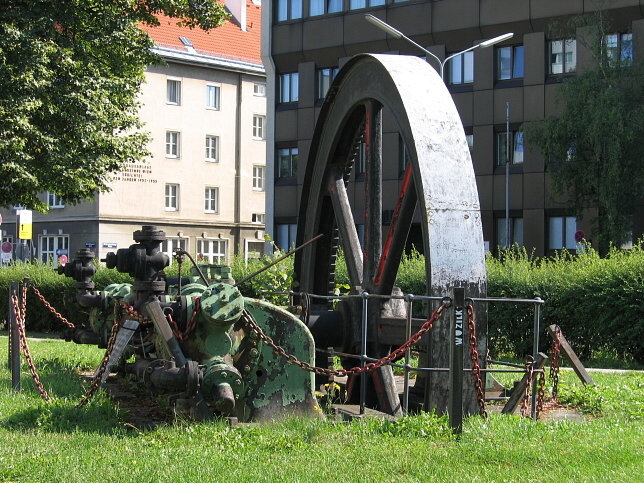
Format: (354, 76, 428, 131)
(59, 225, 318, 422)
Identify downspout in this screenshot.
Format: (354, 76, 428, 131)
(235, 72, 242, 254)
(261, 1, 276, 254)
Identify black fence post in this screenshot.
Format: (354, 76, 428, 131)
(449, 286, 465, 434)
(9, 281, 20, 392)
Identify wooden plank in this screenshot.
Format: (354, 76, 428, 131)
(548, 325, 595, 386)
(502, 352, 548, 415)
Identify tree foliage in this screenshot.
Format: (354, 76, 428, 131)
(0, 0, 229, 212)
(524, 16, 644, 253)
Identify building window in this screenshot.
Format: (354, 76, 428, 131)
(275, 224, 297, 251)
(279, 73, 299, 103)
(277, 147, 298, 178)
(197, 239, 227, 264)
(254, 83, 266, 96)
(253, 165, 265, 191)
(349, 0, 384, 10)
(496, 131, 524, 165)
(166, 131, 180, 158)
(46, 192, 64, 208)
(205, 135, 219, 162)
(253, 115, 265, 140)
(162, 238, 188, 263)
(549, 39, 576, 74)
(465, 133, 474, 155)
(317, 67, 339, 99)
(310, 0, 342, 15)
(496, 45, 524, 80)
(447, 51, 474, 85)
(276, 0, 302, 22)
(165, 183, 179, 211)
(206, 84, 220, 109)
(204, 187, 219, 213)
(252, 213, 265, 224)
(246, 241, 265, 262)
(399, 135, 409, 175)
(496, 217, 524, 249)
(167, 79, 181, 105)
(355, 141, 366, 175)
(604, 33, 633, 66)
(39, 235, 69, 267)
(548, 216, 577, 250)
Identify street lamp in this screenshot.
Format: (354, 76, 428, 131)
(364, 14, 513, 80)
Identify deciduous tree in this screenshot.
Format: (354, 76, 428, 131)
(0, 0, 228, 212)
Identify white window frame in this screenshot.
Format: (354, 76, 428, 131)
(38, 234, 69, 268)
(204, 186, 219, 214)
(162, 238, 188, 263)
(166, 131, 181, 158)
(46, 192, 64, 208)
(197, 239, 228, 264)
(205, 135, 219, 162)
(251, 213, 265, 224)
(165, 183, 179, 211)
(252, 165, 265, 191)
(167, 78, 182, 105)
(206, 84, 220, 110)
(253, 115, 265, 140)
(254, 83, 266, 96)
(496, 216, 524, 249)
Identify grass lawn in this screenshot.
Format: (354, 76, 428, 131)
(1, 336, 643, 482)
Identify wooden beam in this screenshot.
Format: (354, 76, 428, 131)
(502, 352, 548, 415)
(548, 325, 595, 386)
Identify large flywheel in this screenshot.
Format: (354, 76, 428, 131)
(294, 54, 487, 415)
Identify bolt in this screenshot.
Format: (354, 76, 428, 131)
(221, 372, 227, 378)
(243, 365, 251, 373)
(249, 348, 259, 358)
(249, 331, 258, 340)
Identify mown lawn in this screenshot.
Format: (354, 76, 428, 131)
(0, 336, 642, 482)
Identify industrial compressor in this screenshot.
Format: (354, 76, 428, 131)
(58, 225, 319, 422)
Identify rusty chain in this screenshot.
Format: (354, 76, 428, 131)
(76, 303, 122, 408)
(550, 325, 561, 399)
(11, 294, 52, 402)
(243, 302, 447, 377)
(536, 368, 546, 419)
(467, 304, 487, 418)
(166, 298, 201, 341)
(30, 285, 76, 329)
(520, 357, 534, 418)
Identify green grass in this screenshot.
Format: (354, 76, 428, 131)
(0, 336, 643, 482)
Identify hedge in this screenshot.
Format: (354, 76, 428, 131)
(1, 242, 642, 362)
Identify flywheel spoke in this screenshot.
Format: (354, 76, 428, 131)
(373, 163, 418, 295)
(362, 99, 383, 292)
(328, 172, 363, 288)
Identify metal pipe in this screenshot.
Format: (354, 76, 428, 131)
(402, 294, 414, 415)
(234, 234, 323, 288)
(531, 298, 543, 419)
(359, 291, 369, 415)
(9, 281, 20, 392)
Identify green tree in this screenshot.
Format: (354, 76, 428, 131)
(0, 0, 228, 212)
(524, 17, 644, 254)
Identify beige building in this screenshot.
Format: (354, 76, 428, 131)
(1, 0, 267, 266)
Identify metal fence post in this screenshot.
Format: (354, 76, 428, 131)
(359, 291, 369, 415)
(402, 294, 414, 416)
(9, 281, 20, 392)
(449, 287, 464, 434)
(531, 297, 542, 419)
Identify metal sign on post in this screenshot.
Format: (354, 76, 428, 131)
(449, 286, 465, 434)
(17, 210, 32, 240)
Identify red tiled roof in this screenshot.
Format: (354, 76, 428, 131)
(140, 0, 262, 66)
